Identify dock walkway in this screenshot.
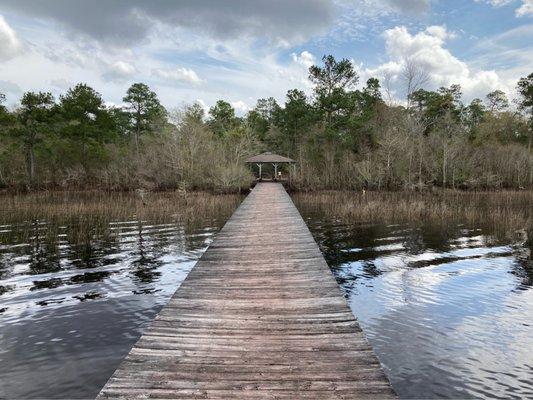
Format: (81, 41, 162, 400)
(97, 182, 395, 399)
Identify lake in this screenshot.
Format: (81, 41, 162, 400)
(294, 191, 533, 399)
(0, 190, 532, 399)
(0, 191, 241, 399)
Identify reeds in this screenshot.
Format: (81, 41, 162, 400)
(1, 190, 242, 221)
(293, 189, 533, 239)
(0, 191, 243, 244)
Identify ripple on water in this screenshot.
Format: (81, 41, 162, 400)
(0, 217, 225, 399)
(303, 218, 533, 399)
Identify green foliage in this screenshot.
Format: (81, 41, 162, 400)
(0, 66, 531, 192)
(184, 102, 205, 124)
(410, 84, 463, 131)
(247, 97, 281, 140)
(517, 73, 533, 113)
(0, 91, 6, 114)
(465, 98, 486, 132)
(60, 84, 114, 141)
(486, 90, 509, 112)
(58, 84, 123, 171)
(309, 55, 358, 95)
(276, 90, 316, 154)
(0, 91, 14, 130)
(123, 83, 166, 145)
(208, 100, 239, 136)
(516, 73, 533, 151)
(16, 91, 57, 186)
(309, 55, 359, 131)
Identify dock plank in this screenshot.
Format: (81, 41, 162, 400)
(97, 182, 395, 399)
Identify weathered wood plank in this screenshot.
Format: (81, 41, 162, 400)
(97, 182, 395, 399)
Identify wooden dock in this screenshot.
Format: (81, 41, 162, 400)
(97, 182, 395, 399)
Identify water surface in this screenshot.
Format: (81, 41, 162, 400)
(0, 193, 240, 399)
(295, 200, 533, 399)
(1, 191, 532, 399)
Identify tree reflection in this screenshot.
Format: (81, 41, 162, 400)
(130, 221, 163, 285)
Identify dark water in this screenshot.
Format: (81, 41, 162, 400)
(295, 205, 533, 399)
(0, 200, 237, 399)
(1, 193, 532, 400)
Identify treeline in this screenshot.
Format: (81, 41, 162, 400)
(0, 56, 532, 192)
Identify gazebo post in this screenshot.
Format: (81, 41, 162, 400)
(245, 153, 296, 183)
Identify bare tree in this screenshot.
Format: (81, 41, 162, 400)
(382, 71, 396, 106)
(402, 59, 430, 108)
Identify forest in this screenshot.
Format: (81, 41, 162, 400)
(0, 55, 532, 193)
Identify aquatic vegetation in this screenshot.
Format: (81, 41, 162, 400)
(293, 189, 533, 240)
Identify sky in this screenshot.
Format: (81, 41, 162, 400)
(0, 0, 531, 114)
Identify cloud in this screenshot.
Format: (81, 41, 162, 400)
(383, 0, 431, 14)
(291, 51, 316, 68)
(0, 1, 334, 46)
(516, 0, 533, 16)
(425, 25, 458, 40)
(475, 0, 533, 16)
(152, 67, 203, 85)
(231, 100, 250, 113)
(367, 25, 508, 101)
(0, 79, 22, 96)
(0, 15, 23, 60)
(50, 78, 71, 90)
(102, 61, 136, 82)
(474, 0, 513, 6)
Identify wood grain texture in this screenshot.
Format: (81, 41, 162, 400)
(97, 182, 395, 399)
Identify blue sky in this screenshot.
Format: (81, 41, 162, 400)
(0, 0, 531, 114)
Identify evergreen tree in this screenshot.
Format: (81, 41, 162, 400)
(17, 91, 56, 186)
(123, 83, 166, 149)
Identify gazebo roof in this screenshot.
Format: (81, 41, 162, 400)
(245, 152, 295, 164)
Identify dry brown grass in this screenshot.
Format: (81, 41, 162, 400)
(292, 189, 533, 239)
(0, 191, 243, 244)
(1, 190, 242, 222)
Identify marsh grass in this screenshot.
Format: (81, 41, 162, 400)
(293, 190, 533, 240)
(0, 191, 243, 244)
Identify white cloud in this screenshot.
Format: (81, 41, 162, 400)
(0, 79, 22, 96)
(366, 25, 509, 101)
(152, 67, 203, 85)
(50, 78, 71, 90)
(0, 1, 527, 112)
(0, 15, 23, 61)
(382, 26, 467, 78)
(383, 0, 430, 14)
(425, 25, 458, 40)
(291, 51, 316, 68)
(102, 61, 136, 82)
(475, 0, 533, 16)
(474, 0, 513, 7)
(516, 0, 533, 16)
(231, 100, 250, 113)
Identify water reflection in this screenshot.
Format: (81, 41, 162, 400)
(297, 206, 533, 399)
(0, 196, 239, 399)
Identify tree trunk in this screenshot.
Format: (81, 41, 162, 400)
(527, 126, 533, 187)
(135, 106, 141, 153)
(418, 137, 423, 187)
(442, 142, 447, 188)
(386, 152, 391, 188)
(27, 143, 36, 188)
(408, 151, 412, 186)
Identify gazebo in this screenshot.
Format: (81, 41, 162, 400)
(245, 152, 296, 181)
